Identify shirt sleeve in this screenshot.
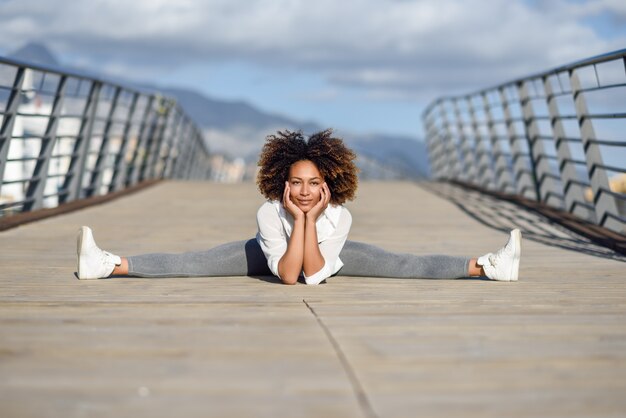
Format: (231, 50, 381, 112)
(256, 202, 287, 279)
(303, 208, 352, 285)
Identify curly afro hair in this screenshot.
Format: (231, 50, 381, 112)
(257, 129, 359, 205)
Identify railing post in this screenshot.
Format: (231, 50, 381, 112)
(184, 137, 198, 180)
(467, 96, 495, 189)
(481, 91, 514, 194)
(161, 106, 184, 179)
(438, 101, 461, 180)
(88, 86, 121, 197)
(174, 120, 193, 179)
(179, 120, 194, 179)
(140, 96, 165, 181)
(198, 129, 210, 180)
(23, 75, 67, 210)
(423, 109, 442, 179)
(143, 111, 162, 180)
(192, 132, 202, 180)
(109, 92, 139, 192)
(62, 81, 101, 203)
(147, 99, 172, 179)
(127, 96, 155, 186)
(0, 67, 26, 195)
(170, 121, 185, 180)
(499, 87, 535, 199)
(543, 75, 594, 221)
(452, 98, 477, 183)
(517, 81, 558, 204)
(570, 69, 622, 231)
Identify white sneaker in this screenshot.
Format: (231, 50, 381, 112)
(477, 229, 522, 281)
(77, 226, 121, 279)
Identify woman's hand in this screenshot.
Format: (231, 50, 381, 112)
(283, 181, 305, 221)
(306, 182, 331, 222)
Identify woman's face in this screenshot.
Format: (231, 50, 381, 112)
(287, 160, 324, 213)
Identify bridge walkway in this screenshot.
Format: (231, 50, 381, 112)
(0, 181, 624, 418)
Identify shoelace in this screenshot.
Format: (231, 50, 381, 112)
(101, 250, 115, 265)
(489, 243, 511, 267)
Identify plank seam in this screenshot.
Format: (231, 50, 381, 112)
(302, 298, 379, 418)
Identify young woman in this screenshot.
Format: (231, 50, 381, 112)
(77, 129, 521, 284)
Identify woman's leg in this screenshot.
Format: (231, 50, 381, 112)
(121, 239, 272, 278)
(337, 240, 472, 279)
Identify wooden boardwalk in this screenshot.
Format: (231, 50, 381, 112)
(1, 181, 625, 418)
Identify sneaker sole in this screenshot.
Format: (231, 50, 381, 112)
(77, 226, 96, 280)
(509, 229, 521, 281)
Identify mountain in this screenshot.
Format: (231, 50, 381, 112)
(161, 87, 320, 133)
(7, 42, 59, 66)
(346, 134, 430, 178)
(5, 42, 431, 179)
(163, 85, 430, 178)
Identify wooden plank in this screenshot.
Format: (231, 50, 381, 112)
(0, 180, 625, 418)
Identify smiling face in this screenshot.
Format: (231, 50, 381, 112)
(287, 160, 324, 213)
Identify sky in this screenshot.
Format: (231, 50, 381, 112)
(0, 0, 625, 138)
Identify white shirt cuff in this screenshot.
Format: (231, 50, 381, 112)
(303, 262, 332, 285)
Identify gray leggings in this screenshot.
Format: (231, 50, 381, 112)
(127, 239, 470, 280)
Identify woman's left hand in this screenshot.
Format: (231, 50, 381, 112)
(307, 182, 331, 222)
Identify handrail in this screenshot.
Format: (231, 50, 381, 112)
(423, 48, 626, 113)
(0, 55, 156, 96)
(0, 55, 211, 216)
(422, 49, 626, 234)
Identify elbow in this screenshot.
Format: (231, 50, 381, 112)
(277, 266, 298, 285)
(277, 261, 299, 285)
(281, 275, 299, 285)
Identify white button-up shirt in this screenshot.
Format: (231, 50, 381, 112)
(255, 201, 352, 285)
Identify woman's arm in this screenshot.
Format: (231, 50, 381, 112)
(302, 183, 330, 277)
(303, 209, 351, 285)
(277, 183, 305, 285)
(303, 218, 324, 277)
(277, 219, 304, 285)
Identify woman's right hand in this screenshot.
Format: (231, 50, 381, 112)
(283, 181, 305, 221)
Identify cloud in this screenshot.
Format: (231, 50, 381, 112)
(582, 0, 626, 18)
(0, 0, 623, 100)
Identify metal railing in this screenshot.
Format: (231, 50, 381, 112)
(0, 55, 211, 217)
(423, 49, 626, 234)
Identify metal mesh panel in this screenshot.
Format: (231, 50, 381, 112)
(0, 56, 211, 216)
(423, 50, 626, 234)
